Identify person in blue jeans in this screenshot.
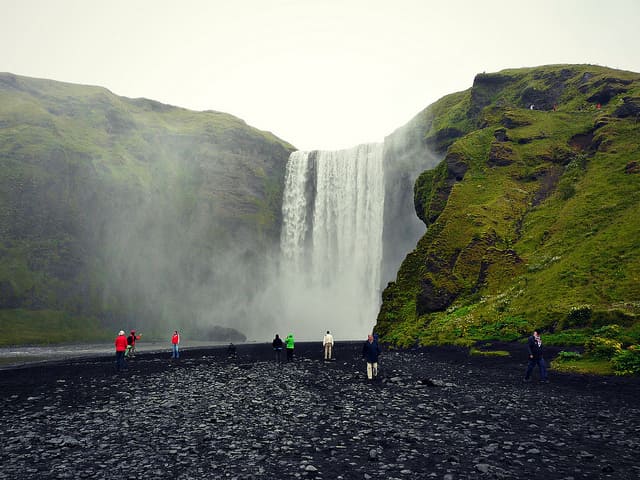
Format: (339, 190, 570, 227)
(171, 330, 180, 359)
(524, 330, 548, 382)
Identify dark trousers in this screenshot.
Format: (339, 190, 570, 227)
(115, 351, 127, 371)
(274, 348, 282, 363)
(286, 348, 294, 362)
(525, 356, 547, 380)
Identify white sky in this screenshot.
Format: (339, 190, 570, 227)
(1, 0, 639, 150)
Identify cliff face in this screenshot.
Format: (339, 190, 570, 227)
(0, 73, 295, 342)
(376, 65, 640, 346)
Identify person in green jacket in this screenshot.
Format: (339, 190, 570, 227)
(285, 333, 295, 362)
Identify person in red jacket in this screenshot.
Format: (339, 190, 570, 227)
(126, 330, 142, 358)
(171, 330, 180, 359)
(115, 330, 128, 371)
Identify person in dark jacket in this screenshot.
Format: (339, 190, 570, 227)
(524, 330, 548, 382)
(362, 334, 381, 380)
(272, 334, 284, 363)
(126, 330, 141, 358)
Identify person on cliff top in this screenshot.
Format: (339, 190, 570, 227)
(126, 330, 142, 358)
(524, 329, 548, 383)
(323, 330, 334, 361)
(285, 333, 295, 362)
(115, 330, 128, 372)
(171, 330, 180, 360)
(362, 334, 381, 380)
(272, 334, 284, 363)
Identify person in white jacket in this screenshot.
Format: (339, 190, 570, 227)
(323, 330, 334, 361)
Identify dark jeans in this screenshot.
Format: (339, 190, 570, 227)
(115, 351, 127, 371)
(286, 348, 294, 362)
(274, 348, 282, 363)
(525, 356, 547, 380)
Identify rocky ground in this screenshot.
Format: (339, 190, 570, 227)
(0, 341, 639, 480)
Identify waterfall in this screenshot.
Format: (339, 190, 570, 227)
(280, 143, 384, 339)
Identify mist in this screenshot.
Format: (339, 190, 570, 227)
(83, 102, 443, 344)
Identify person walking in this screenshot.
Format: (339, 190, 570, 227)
(115, 330, 128, 371)
(285, 333, 295, 362)
(126, 330, 141, 358)
(272, 334, 284, 363)
(362, 334, 381, 380)
(171, 330, 180, 359)
(323, 330, 334, 361)
(524, 330, 548, 383)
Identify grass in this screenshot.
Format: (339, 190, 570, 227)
(469, 348, 510, 357)
(542, 330, 591, 346)
(0, 309, 110, 346)
(551, 357, 615, 376)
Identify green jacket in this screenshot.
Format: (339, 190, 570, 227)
(285, 334, 295, 349)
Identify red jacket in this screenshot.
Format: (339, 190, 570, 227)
(115, 335, 128, 352)
(172, 334, 180, 345)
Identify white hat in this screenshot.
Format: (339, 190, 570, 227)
(118, 330, 125, 335)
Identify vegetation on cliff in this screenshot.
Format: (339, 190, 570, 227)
(0, 73, 295, 344)
(376, 65, 640, 359)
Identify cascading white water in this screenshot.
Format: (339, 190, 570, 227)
(280, 143, 384, 339)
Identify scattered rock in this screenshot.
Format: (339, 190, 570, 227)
(0, 342, 638, 479)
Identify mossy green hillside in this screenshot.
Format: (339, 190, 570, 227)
(377, 65, 640, 349)
(0, 309, 110, 346)
(0, 73, 295, 344)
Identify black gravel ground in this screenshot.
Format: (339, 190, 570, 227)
(1, 341, 639, 480)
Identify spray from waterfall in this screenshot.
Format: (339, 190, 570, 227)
(279, 144, 384, 340)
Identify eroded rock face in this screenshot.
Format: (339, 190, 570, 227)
(625, 161, 640, 174)
(488, 142, 516, 167)
(614, 96, 640, 118)
(417, 277, 459, 313)
(1, 343, 639, 480)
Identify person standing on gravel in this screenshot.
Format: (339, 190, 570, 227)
(126, 330, 141, 358)
(285, 333, 295, 362)
(362, 334, 381, 380)
(272, 334, 284, 363)
(115, 330, 128, 371)
(171, 330, 180, 359)
(323, 330, 334, 361)
(524, 330, 548, 383)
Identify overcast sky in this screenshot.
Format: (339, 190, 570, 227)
(2, 0, 639, 150)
